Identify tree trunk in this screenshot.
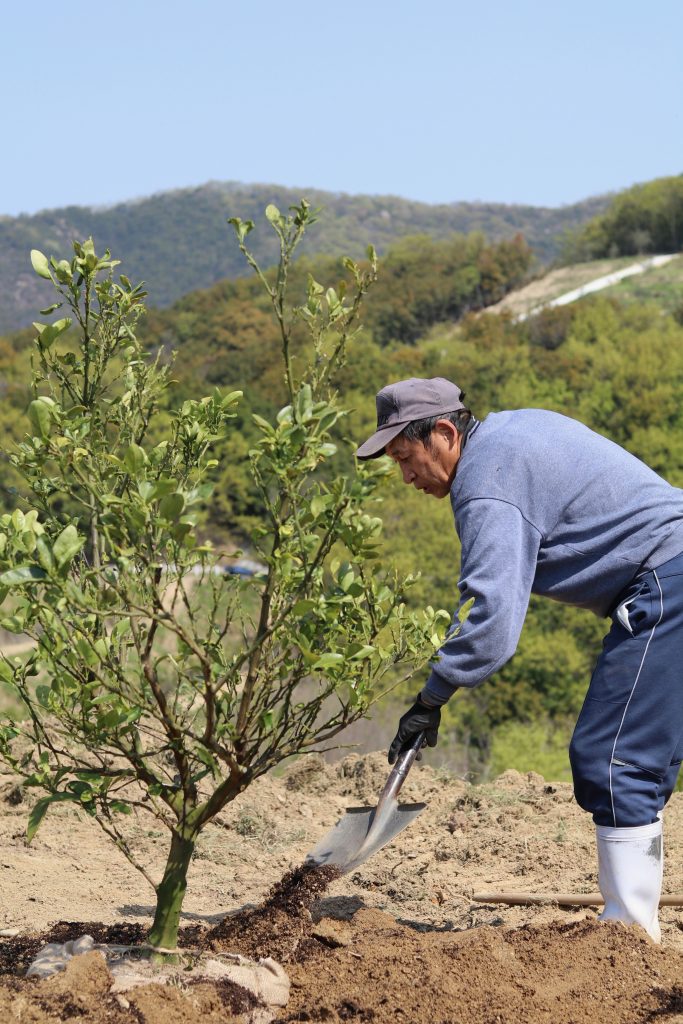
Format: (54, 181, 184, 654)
(146, 829, 195, 952)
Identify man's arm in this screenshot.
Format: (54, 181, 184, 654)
(422, 496, 542, 704)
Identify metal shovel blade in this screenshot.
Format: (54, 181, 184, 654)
(305, 731, 427, 874)
(306, 800, 425, 874)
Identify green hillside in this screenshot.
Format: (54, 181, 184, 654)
(0, 181, 609, 333)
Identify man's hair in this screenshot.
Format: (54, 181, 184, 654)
(401, 409, 472, 448)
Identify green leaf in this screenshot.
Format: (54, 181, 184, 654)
(227, 217, 254, 243)
(295, 384, 313, 422)
(112, 618, 132, 642)
(35, 685, 51, 706)
(35, 536, 56, 574)
(27, 793, 74, 844)
(348, 645, 375, 661)
(458, 597, 475, 624)
(312, 653, 345, 669)
(75, 637, 98, 667)
(170, 522, 192, 541)
(339, 569, 354, 592)
(52, 259, 72, 284)
(310, 495, 329, 518)
(26, 798, 50, 843)
(0, 614, 27, 632)
(51, 317, 72, 338)
(0, 565, 47, 585)
(109, 801, 133, 815)
(252, 414, 275, 435)
(124, 443, 148, 477)
(30, 250, 52, 280)
(150, 479, 178, 498)
(138, 481, 156, 502)
(260, 710, 274, 731)
(33, 322, 56, 349)
(28, 400, 51, 439)
(317, 410, 339, 433)
(53, 525, 84, 569)
(265, 204, 282, 226)
(221, 389, 243, 409)
(159, 493, 184, 520)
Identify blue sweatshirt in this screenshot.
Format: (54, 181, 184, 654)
(424, 409, 683, 704)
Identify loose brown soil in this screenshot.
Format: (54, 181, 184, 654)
(2, 755, 683, 1022)
(208, 863, 341, 962)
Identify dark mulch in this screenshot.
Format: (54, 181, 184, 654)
(207, 862, 341, 962)
(0, 919, 205, 978)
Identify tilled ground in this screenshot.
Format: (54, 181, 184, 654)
(2, 755, 683, 1022)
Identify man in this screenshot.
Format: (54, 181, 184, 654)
(356, 376, 683, 942)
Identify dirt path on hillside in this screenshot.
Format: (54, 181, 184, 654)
(486, 253, 681, 320)
(2, 755, 683, 1022)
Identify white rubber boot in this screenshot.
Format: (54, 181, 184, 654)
(596, 819, 662, 942)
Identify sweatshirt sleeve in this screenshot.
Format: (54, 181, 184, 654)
(423, 497, 542, 704)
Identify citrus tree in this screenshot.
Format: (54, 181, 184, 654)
(0, 202, 449, 952)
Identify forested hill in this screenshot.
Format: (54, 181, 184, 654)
(0, 181, 609, 333)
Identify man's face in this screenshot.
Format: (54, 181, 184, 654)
(385, 424, 460, 499)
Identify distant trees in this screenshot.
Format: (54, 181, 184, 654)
(362, 232, 533, 346)
(564, 175, 683, 260)
(143, 231, 535, 364)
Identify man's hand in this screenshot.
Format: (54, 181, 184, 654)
(388, 694, 441, 765)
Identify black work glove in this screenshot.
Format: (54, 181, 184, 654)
(388, 693, 441, 765)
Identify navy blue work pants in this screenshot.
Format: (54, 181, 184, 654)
(569, 550, 683, 827)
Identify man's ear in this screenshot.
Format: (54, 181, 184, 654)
(435, 419, 459, 446)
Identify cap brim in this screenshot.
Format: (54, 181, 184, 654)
(355, 422, 407, 460)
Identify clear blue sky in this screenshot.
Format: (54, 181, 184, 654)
(3, 0, 681, 216)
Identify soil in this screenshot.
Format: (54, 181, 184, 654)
(2, 754, 683, 1022)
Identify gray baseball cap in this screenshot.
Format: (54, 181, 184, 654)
(356, 377, 466, 460)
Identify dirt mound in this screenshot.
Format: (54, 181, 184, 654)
(281, 913, 683, 1024)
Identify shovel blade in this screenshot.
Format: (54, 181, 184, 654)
(306, 801, 425, 874)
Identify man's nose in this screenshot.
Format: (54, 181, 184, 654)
(400, 464, 414, 484)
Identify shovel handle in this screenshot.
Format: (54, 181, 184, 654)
(394, 728, 427, 778)
(378, 729, 426, 807)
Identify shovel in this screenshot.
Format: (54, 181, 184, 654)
(306, 731, 426, 874)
